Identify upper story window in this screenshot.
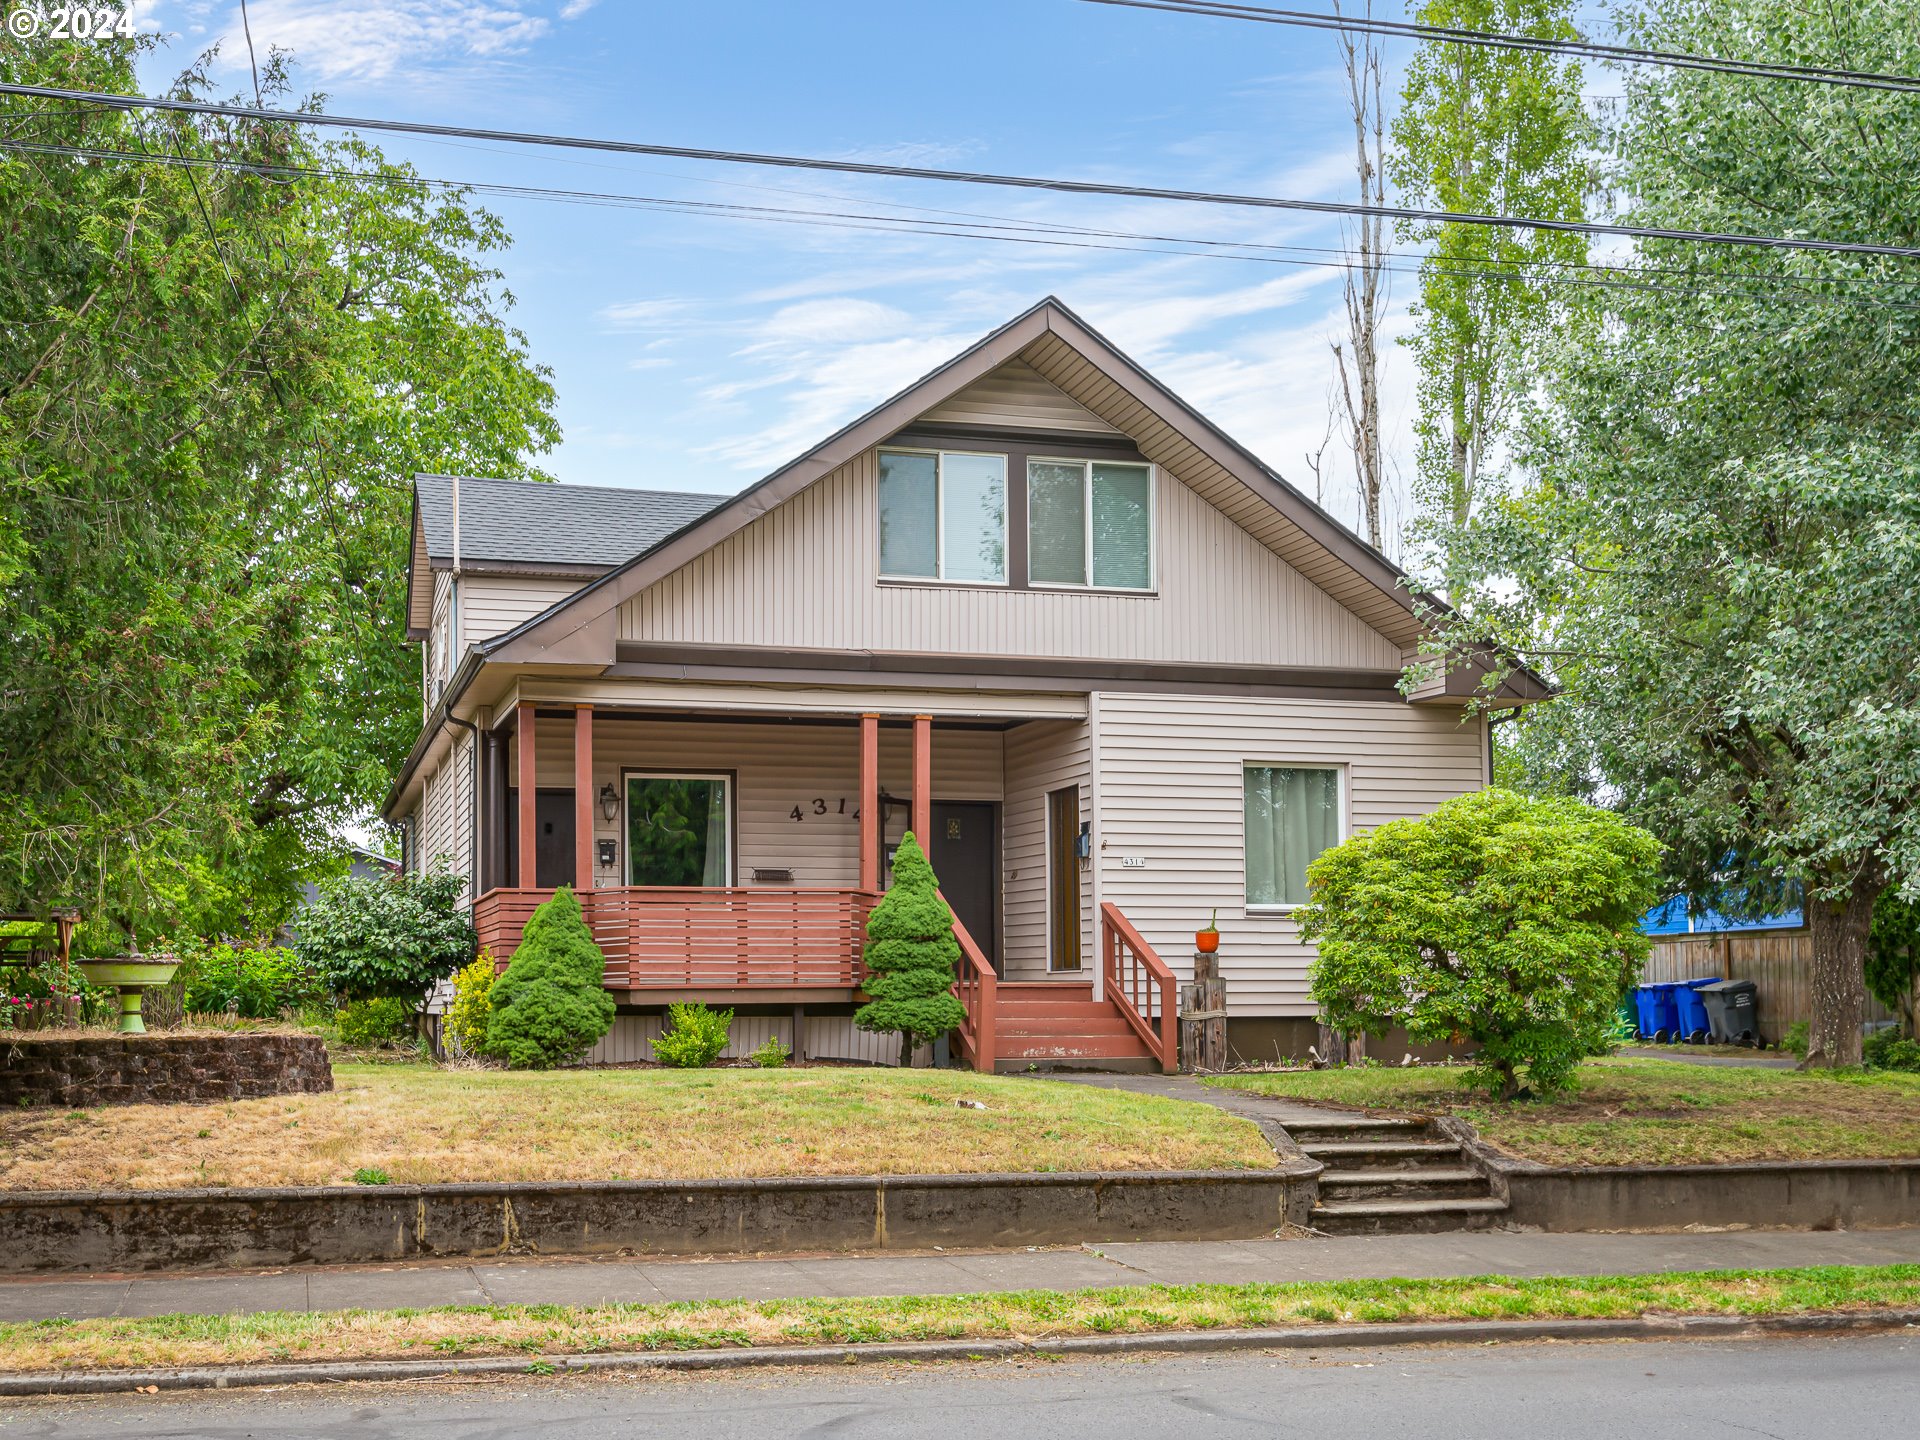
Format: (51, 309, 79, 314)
(879, 448, 1008, 584)
(1027, 459, 1153, 591)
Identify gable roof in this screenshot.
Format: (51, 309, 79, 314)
(475, 296, 1548, 704)
(404, 475, 725, 638)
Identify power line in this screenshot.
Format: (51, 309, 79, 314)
(8, 135, 1917, 313)
(5, 80, 1920, 261)
(1079, 0, 1920, 94)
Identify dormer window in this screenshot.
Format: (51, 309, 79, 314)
(878, 448, 1008, 584)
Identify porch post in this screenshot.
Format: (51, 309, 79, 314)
(911, 713, 932, 847)
(516, 701, 536, 889)
(574, 704, 594, 895)
(859, 712, 880, 893)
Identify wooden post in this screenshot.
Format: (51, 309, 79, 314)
(515, 701, 537, 889)
(573, 704, 594, 895)
(911, 713, 932, 847)
(859, 713, 880, 893)
(1181, 950, 1228, 1072)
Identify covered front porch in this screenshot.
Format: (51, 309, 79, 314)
(463, 695, 1173, 1070)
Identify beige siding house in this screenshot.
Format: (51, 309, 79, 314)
(384, 297, 1542, 1070)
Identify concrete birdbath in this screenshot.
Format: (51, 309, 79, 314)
(76, 955, 181, 1034)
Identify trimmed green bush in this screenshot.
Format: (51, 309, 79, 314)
(1299, 788, 1661, 1100)
(749, 1034, 791, 1068)
(178, 941, 324, 1018)
(652, 1002, 733, 1068)
(444, 951, 497, 1058)
(855, 832, 967, 1068)
(296, 869, 475, 1005)
(485, 888, 616, 1069)
(336, 996, 414, 1048)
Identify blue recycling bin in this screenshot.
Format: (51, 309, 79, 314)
(1672, 978, 1719, 1043)
(1634, 983, 1679, 1041)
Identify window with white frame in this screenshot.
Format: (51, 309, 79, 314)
(625, 772, 733, 887)
(878, 448, 1008, 583)
(1027, 459, 1153, 590)
(1243, 765, 1342, 908)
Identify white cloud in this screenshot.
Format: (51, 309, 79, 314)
(194, 0, 551, 83)
(597, 298, 693, 330)
(749, 298, 913, 349)
(558, 0, 598, 16)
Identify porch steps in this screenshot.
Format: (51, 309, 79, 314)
(1293, 1114, 1510, 1235)
(987, 982, 1161, 1072)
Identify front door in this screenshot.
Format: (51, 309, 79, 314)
(928, 801, 998, 971)
(505, 789, 576, 889)
(1047, 785, 1083, 972)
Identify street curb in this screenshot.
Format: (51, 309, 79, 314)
(4, 1308, 1916, 1397)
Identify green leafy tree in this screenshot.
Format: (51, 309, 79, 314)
(486, 888, 616, 1069)
(1422, 0, 1920, 1067)
(295, 869, 474, 1005)
(0, 36, 556, 944)
(1867, 894, 1920, 1039)
(856, 833, 967, 1068)
(1299, 789, 1660, 1099)
(1389, 0, 1589, 532)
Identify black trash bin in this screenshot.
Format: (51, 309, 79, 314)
(1699, 979, 1760, 1046)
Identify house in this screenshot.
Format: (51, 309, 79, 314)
(382, 297, 1545, 1070)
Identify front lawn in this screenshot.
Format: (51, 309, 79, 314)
(1, 1266, 1912, 1372)
(0, 1065, 1274, 1190)
(1208, 1058, 1920, 1166)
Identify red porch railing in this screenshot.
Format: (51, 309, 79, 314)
(1101, 902, 1177, 1072)
(947, 895, 997, 1073)
(473, 887, 875, 990)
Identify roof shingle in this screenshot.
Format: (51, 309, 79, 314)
(415, 474, 726, 570)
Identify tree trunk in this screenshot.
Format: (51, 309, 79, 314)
(1803, 884, 1876, 1068)
(899, 1030, 915, 1070)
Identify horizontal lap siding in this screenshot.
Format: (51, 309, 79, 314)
(1094, 692, 1487, 1017)
(917, 358, 1125, 433)
(414, 729, 474, 893)
(460, 575, 590, 646)
(1003, 720, 1091, 978)
(508, 718, 1003, 889)
(620, 450, 1402, 671)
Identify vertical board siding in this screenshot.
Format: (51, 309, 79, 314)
(1642, 931, 1896, 1043)
(506, 717, 1005, 891)
(1094, 692, 1487, 1017)
(917, 357, 1125, 433)
(1002, 720, 1091, 978)
(583, 1013, 931, 1067)
(460, 575, 592, 647)
(618, 450, 1403, 670)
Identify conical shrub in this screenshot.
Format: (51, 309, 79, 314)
(855, 833, 967, 1067)
(486, 887, 617, 1068)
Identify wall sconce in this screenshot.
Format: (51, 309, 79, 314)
(598, 782, 619, 822)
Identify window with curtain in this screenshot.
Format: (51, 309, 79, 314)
(1243, 766, 1342, 907)
(626, 774, 731, 887)
(1026, 459, 1153, 590)
(878, 448, 1007, 583)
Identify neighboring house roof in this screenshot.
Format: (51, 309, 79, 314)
(404, 476, 724, 636)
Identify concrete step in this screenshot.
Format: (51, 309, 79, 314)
(996, 1039, 1157, 1060)
(1284, 1116, 1430, 1145)
(1316, 1167, 1492, 1202)
(1310, 1196, 1510, 1236)
(1297, 1139, 1463, 1169)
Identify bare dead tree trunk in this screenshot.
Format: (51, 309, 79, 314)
(1331, 0, 1387, 551)
(1803, 883, 1876, 1069)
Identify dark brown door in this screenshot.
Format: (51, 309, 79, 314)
(505, 789, 576, 889)
(1047, 786, 1083, 972)
(928, 801, 998, 971)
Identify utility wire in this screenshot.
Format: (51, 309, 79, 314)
(5, 79, 1920, 260)
(1079, 0, 1920, 94)
(9, 136, 1917, 313)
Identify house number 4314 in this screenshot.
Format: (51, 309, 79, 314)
(789, 798, 857, 822)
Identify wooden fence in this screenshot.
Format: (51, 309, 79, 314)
(1642, 930, 1896, 1042)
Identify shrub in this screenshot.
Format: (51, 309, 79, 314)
(1784, 1020, 1811, 1059)
(296, 869, 475, 1006)
(1866, 892, 1919, 1038)
(1299, 788, 1661, 1100)
(652, 1003, 733, 1068)
(336, 996, 414, 1048)
(855, 832, 968, 1068)
(444, 952, 497, 1058)
(749, 1034, 791, 1068)
(486, 888, 616, 1069)
(1864, 1027, 1920, 1073)
(177, 941, 323, 1018)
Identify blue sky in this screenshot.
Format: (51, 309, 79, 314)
(132, 0, 1476, 550)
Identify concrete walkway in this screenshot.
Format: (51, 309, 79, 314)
(1, 1228, 1915, 1325)
(1618, 1046, 1798, 1069)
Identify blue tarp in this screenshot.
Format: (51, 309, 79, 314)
(1640, 894, 1803, 936)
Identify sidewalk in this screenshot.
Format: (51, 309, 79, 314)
(3, 1228, 1915, 1325)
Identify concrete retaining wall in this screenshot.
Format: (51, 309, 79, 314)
(0, 1033, 332, 1108)
(0, 1164, 1319, 1275)
(1439, 1119, 1920, 1232)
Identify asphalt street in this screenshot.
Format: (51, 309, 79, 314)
(3, 1332, 1914, 1439)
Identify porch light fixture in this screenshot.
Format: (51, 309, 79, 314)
(598, 782, 619, 822)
